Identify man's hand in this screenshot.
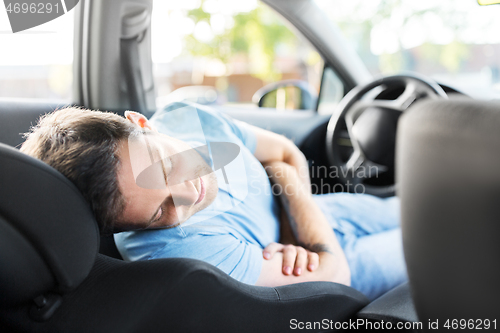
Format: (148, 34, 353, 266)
(263, 242, 319, 276)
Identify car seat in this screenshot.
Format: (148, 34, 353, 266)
(398, 99, 500, 325)
(0, 142, 369, 332)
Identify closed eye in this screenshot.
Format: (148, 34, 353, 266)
(148, 154, 170, 226)
(152, 207, 163, 223)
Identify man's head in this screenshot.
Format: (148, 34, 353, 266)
(22, 107, 217, 234)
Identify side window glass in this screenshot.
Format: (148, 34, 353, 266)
(151, 1, 323, 111)
(317, 66, 344, 115)
(0, 6, 74, 100)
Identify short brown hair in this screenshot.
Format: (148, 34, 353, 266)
(21, 107, 138, 234)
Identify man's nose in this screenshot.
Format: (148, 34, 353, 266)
(170, 180, 199, 207)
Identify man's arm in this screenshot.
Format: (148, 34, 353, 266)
(249, 125, 350, 287)
(250, 125, 311, 191)
(254, 160, 351, 287)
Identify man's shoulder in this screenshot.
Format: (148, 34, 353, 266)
(114, 221, 244, 261)
(115, 219, 232, 244)
(155, 101, 225, 122)
(151, 102, 237, 141)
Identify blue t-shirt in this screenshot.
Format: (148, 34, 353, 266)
(115, 102, 281, 284)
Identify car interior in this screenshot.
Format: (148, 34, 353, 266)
(1, 0, 499, 331)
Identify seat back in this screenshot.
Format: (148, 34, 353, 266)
(397, 99, 500, 322)
(0, 143, 99, 309)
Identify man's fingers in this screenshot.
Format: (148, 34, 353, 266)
(282, 245, 297, 275)
(263, 242, 284, 260)
(263, 243, 319, 276)
(293, 246, 308, 276)
(307, 251, 320, 272)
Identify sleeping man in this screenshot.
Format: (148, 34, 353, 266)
(21, 102, 406, 300)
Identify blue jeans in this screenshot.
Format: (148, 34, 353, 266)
(314, 193, 407, 301)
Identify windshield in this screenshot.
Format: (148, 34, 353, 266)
(314, 0, 500, 99)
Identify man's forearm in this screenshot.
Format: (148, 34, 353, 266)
(280, 191, 350, 284)
(265, 162, 350, 285)
(282, 146, 311, 192)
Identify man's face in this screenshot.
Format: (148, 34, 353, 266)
(115, 121, 218, 231)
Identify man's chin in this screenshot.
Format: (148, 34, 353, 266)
(203, 172, 219, 204)
(195, 187, 218, 213)
(169, 173, 218, 224)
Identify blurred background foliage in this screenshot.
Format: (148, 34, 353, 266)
(313, 0, 500, 98)
(185, 2, 296, 82)
(320, 0, 498, 75)
(181, 0, 497, 80)
(150, 0, 500, 104)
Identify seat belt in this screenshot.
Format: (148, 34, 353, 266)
(120, 5, 151, 115)
(121, 36, 148, 114)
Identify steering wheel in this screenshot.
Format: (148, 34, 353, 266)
(325, 74, 448, 197)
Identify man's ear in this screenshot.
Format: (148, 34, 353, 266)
(124, 111, 157, 132)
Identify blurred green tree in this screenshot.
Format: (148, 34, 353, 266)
(184, 2, 296, 82)
(329, 0, 475, 75)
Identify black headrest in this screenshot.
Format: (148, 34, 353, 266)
(397, 99, 500, 322)
(0, 143, 99, 306)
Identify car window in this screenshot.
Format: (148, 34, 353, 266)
(151, 0, 324, 110)
(0, 5, 74, 101)
(315, 0, 500, 99)
(317, 66, 344, 115)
